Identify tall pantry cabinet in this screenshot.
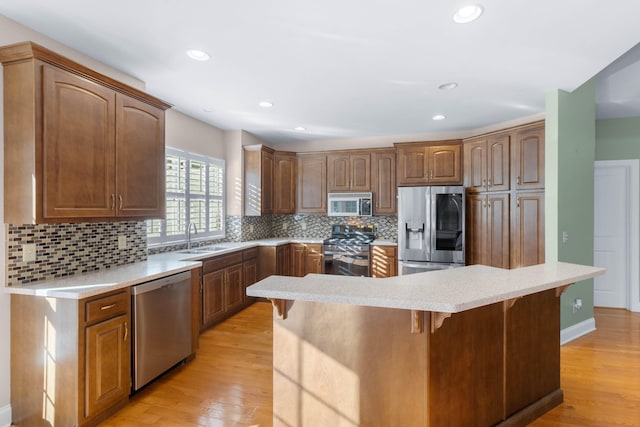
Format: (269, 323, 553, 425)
(464, 122, 545, 269)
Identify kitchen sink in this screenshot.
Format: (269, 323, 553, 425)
(178, 248, 219, 254)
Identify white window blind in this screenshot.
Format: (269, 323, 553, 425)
(147, 147, 225, 245)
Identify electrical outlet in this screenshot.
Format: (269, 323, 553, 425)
(249, 224, 255, 233)
(283, 222, 288, 231)
(301, 221, 307, 230)
(572, 298, 583, 313)
(562, 231, 569, 244)
(22, 244, 36, 262)
(118, 235, 127, 250)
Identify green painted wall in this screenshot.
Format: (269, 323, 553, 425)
(545, 79, 596, 330)
(595, 117, 640, 160)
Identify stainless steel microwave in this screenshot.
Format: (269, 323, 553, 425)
(327, 192, 373, 216)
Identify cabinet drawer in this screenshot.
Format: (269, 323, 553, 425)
(85, 290, 129, 324)
(243, 247, 258, 261)
(203, 252, 243, 274)
(306, 244, 323, 254)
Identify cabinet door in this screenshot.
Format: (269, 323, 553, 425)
(512, 126, 544, 190)
(466, 194, 486, 266)
(371, 150, 396, 215)
(274, 153, 296, 214)
(276, 244, 291, 276)
(290, 244, 307, 277)
(511, 191, 545, 268)
(225, 264, 244, 313)
(262, 150, 274, 214)
(428, 145, 462, 184)
(397, 146, 429, 185)
(464, 140, 487, 193)
(327, 154, 351, 192)
(297, 154, 327, 213)
(116, 94, 165, 218)
(243, 259, 258, 304)
(202, 270, 225, 326)
(305, 244, 324, 275)
(349, 154, 371, 191)
(486, 193, 510, 269)
(487, 134, 510, 191)
(85, 314, 130, 418)
(371, 245, 397, 277)
(42, 65, 116, 218)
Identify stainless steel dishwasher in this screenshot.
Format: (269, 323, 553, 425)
(131, 270, 192, 391)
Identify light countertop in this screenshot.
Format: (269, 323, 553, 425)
(3, 237, 325, 299)
(246, 262, 605, 313)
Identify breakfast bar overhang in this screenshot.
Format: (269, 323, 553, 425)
(247, 262, 605, 427)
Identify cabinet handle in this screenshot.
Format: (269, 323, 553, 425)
(100, 303, 117, 311)
(430, 170, 433, 180)
(517, 199, 520, 208)
(516, 176, 521, 185)
(487, 179, 492, 187)
(118, 194, 123, 211)
(482, 179, 487, 188)
(111, 194, 115, 210)
(123, 321, 128, 342)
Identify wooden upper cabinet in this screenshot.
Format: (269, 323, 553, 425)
(464, 134, 510, 193)
(371, 149, 396, 215)
(42, 65, 117, 218)
(274, 152, 297, 214)
(512, 124, 544, 190)
(396, 141, 462, 186)
(0, 41, 171, 224)
(297, 153, 327, 214)
(327, 152, 371, 192)
(116, 94, 165, 217)
(244, 145, 274, 215)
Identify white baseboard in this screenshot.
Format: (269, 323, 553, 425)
(560, 317, 596, 345)
(0, 404, 11, 427)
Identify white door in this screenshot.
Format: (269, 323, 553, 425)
(593, 160, 639, 311)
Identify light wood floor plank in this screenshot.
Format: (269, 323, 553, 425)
(101, 303, 640, 426)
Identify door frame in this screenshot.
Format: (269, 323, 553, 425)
(594, 160, 640, 312)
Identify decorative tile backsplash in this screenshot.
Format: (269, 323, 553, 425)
(6, 221, 147, 286)
(6, 214, 398, 285)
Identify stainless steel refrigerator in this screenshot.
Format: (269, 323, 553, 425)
(397, 186, 465, 275)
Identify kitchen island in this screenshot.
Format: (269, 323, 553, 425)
(247, 262, 604, 427)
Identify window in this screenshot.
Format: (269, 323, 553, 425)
(147, 147, 225, 245)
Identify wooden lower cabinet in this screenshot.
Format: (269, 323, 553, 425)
(466, 193, 510, 268)
(291, 243, 324, 277)
(511, 191, 545, 268)
(11, 288, 131, 427)
(276, 244, 291, 276)
(371, 245, 398, 277)
(200, 248, 260, 331)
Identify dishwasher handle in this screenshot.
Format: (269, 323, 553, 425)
(131, 271, 192, 295)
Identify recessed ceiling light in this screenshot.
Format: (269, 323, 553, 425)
(432, 114, 446, 121)
(453, 4, 483, 24)
(438, 82, 459, 90)
(294, 126, 307, 132)
(186, 49, 210, 61)
(203, 106, 214, 113)
(259, 101, 274, 108)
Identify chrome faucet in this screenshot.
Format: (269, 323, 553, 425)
(187, 222, 198, 250)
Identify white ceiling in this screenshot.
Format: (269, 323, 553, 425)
(1, 0, 639, 144)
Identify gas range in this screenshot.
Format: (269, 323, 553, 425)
(323, 224, 377, 276)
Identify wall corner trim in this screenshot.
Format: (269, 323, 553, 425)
(0, 403, 11, 427)
(560, 317, 596, 345)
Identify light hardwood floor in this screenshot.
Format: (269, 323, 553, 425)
(100, 303, 639, 426)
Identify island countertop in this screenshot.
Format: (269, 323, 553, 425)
(246, 261, 605, 313)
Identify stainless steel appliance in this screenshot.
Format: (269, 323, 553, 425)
(131, 271, 192, 391)
(328, 192, 373, 216)
(323, 224, 376, 276)
(398, 186, 465, 274)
